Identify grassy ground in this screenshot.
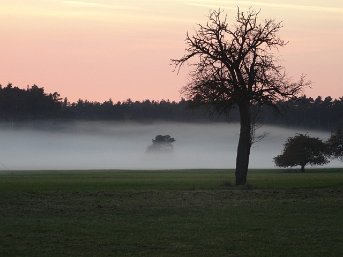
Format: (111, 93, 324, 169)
(0, 169, 342, 257)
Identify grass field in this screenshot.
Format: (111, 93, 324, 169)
(0, 169, 342, 257)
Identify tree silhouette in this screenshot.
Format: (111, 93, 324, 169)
(172, 8, 307, 185)
(0, 83, 61, 120)
(147, 135, 176, 153)
(327, 128, 343, 161)
(274, 134, 328, 172)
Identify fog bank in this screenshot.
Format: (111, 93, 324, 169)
(0, 122, 341, 170)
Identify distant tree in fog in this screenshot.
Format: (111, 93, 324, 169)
(147, 135, 175, 153)
(326, 128, 343, 161)
(274, 134, 328, 172)
(172, 8, 308, 185)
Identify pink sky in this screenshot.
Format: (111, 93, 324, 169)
(0, 0, 342, 102)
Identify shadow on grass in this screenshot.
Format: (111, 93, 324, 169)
(219, 180, 255, 190)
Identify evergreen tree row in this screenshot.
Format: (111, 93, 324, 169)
(0, 83, 342, 130)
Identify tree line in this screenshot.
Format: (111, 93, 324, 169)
(0, 83, 342, 129)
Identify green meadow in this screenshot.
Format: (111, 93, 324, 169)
(0, 169, 342, 257)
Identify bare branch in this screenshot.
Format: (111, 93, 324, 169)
(172, 7, 309, 111)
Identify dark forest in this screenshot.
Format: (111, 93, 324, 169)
(0, 83, 342, 130)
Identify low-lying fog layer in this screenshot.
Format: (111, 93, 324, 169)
(0, 121, 341, 170)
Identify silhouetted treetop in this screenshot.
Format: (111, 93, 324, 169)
(153, 135, 176, 144)
(0, 83, 61, 120)
(173, 9, 308, 109)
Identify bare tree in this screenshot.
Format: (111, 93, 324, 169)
(172, 8, 308, 185)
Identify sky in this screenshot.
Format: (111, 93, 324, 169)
(0, 0, 342, 102)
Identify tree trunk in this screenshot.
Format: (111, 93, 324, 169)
(235, 100, 252, 185)
(301, 165, 305, 172)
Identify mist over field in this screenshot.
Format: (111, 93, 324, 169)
(0, 122, 341, 170)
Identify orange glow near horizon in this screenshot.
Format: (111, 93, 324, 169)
(0, 0, 342, 102)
